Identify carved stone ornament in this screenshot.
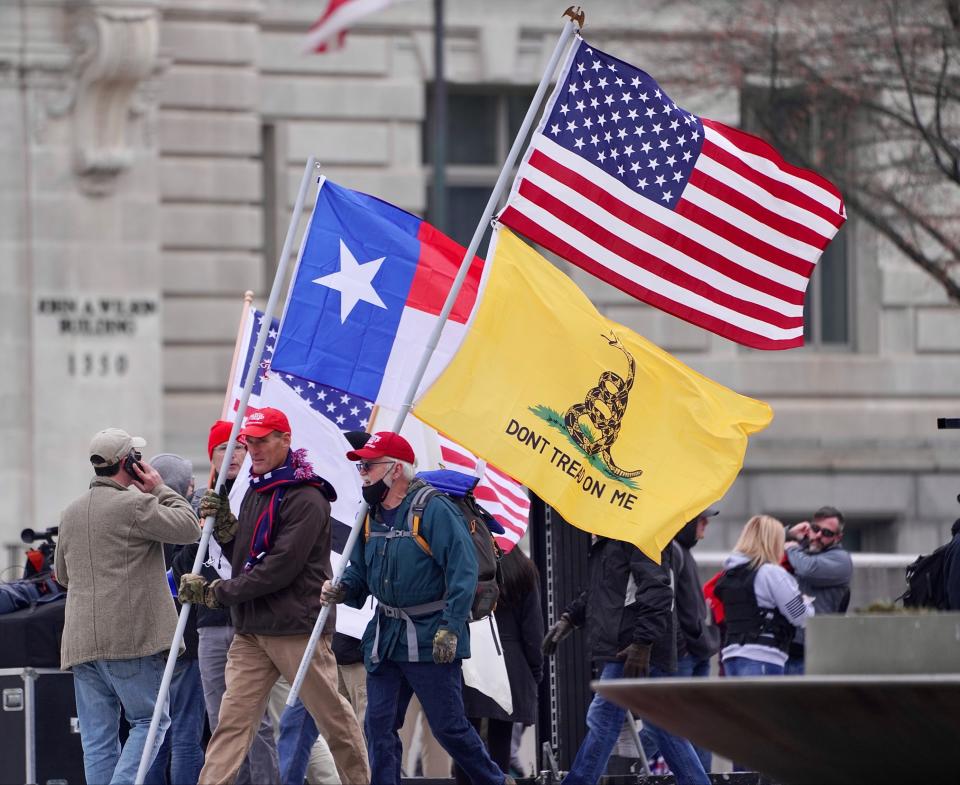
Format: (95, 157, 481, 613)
(70, 2, 160, 195)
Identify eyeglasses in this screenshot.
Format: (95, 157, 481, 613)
(356, 460, 395, 474)
(811, 523, 839, 538)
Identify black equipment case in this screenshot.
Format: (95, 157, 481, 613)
(0, 667, 85, 784)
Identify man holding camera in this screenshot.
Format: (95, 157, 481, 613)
(784, 505, 853, 673)
(55, 428, 201, 785)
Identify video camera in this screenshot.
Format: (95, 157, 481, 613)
(19, 527, 58, 580)
(20, 527, 58, 545)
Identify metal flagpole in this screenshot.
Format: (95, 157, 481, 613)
(134, 157, 320, 784)
(431, 0, 447, 232)
(221, 290, 256, 420)
(285, 8, 584, 709)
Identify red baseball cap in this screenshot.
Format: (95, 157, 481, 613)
(207, 420, 233, 459)
(346, 431, 415, 464)
(240, 407, 291, 439)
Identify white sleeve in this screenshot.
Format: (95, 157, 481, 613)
(757, 564, 813, 628)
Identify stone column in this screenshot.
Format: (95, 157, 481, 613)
(0, 0, 164, 554)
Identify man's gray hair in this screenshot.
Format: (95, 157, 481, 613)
(149, 453, 194, 499)
(396, 460, 416, 482)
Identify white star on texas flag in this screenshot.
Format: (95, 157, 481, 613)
(313, 239, 387, 323)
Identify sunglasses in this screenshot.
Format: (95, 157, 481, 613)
(811, 523, 839, 538)
(356, 460, 396, 474)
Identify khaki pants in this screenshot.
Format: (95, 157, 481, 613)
(198, 633, 369, 785)
(337, 662, 368, 737)
(398, 695, 451, 778)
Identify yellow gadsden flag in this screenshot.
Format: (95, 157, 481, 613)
(414, 228, 773, 560)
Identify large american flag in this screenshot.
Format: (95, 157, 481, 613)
(499, 38, 846, 350)
(234, 308, 530, 550)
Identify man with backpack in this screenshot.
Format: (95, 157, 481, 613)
(321, 431, 511, 785)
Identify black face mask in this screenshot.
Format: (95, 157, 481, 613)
(675, 519, 700, 550)
(362, 479, 389, 507)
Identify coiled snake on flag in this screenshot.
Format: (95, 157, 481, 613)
(564, 332, 643, 479)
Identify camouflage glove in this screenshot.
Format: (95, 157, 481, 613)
(432, 628, 458, 664)
(178, 573, 222, 609)
(320, 579, 347, 606)
(616, 642, 652, 679)
(541, 614, 574, 656)
(199, 488, 238, 545)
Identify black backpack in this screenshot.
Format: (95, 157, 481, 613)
(364, 471, 504, 620)
(899, 544, 950, 609)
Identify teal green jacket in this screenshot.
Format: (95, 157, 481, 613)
(342, 483, 478, 670)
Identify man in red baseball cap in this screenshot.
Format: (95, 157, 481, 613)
(180, 408, 369, 784)
(322, 431, 511, 785)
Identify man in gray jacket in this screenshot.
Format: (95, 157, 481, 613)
(55, 428, 201, 785)
(784, 505, 853, 674)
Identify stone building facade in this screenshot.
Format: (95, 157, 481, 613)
(3, 0, 959, 569)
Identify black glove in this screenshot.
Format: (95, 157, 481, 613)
(199, 488, 238, 545)
(541, 614, 574, 656)
(616, 642, 652, 679)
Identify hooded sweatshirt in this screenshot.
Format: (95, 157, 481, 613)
(720, 552, 813, 666)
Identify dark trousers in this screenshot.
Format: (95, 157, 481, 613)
(365, 659, 504, 785)
(453, 717, 514, 784)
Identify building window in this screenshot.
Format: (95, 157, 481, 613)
(741, 85, 854, 349)
(423, 87, 537, 250)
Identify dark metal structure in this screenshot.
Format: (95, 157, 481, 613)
(529, 497, 593, 769)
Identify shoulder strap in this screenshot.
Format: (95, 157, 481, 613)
(406, 485, 438, 557)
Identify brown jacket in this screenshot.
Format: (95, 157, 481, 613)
(213, 483, 336, 636)
(56, 477, 201, 670)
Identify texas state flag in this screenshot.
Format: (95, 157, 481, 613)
(270, 179, 486, 407)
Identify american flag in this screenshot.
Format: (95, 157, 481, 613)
(232, 308, 371, 431)
(436, 434, 530, 554)
(499, 38, 846, 350)
(305, 0, 407, 53)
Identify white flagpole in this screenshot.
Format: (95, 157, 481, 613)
(285, 9, 583, 708)
(134, 157, 320, 784)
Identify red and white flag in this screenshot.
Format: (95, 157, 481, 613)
(437, 435, 531, 554)
(305, 0, 407, 53)
(499, 38, 846, 350)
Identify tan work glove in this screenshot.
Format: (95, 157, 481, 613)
(198, 488, 238, 545)
(432, 628, 458, 664)
(616, 642, 652, 679)
(178, 573, 222, 609)
(320, 579, 347, 606)
(541, 614, 574, 656)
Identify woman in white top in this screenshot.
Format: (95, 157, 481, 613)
(715, 515, 813, 676)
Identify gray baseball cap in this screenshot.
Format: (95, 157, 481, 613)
(89, 428, 146, 468)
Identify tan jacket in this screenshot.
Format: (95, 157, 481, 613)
(55, 477, 201, 669)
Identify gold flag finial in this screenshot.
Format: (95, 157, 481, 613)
(563, 6, 585, 28)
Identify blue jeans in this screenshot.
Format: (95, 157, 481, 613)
(365, 659, 504, 785)
(564, 662, 710, 785)
(146, 657, 205, 785)
(723, 656, 785, 677)
(73, 653, 171, 785)
(277, 699, 319, 785)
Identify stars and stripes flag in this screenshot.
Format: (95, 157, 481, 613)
(230, 308, 372, 431)
(305, 0, 409, 53)
(499, 37, 846, 350)
(436, 434, 530, 554)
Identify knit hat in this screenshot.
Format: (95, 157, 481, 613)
(149, 453, 194, 498)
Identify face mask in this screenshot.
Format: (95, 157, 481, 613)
(362, 479, 389, 507)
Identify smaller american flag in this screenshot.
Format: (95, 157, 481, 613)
(437, 434, 530, 554)
(305, 0, 407, 53)
(233, 309, 371, 432)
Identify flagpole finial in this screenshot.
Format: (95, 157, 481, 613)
(243, 290, 255, 305)
(563, 6, 585, 28)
